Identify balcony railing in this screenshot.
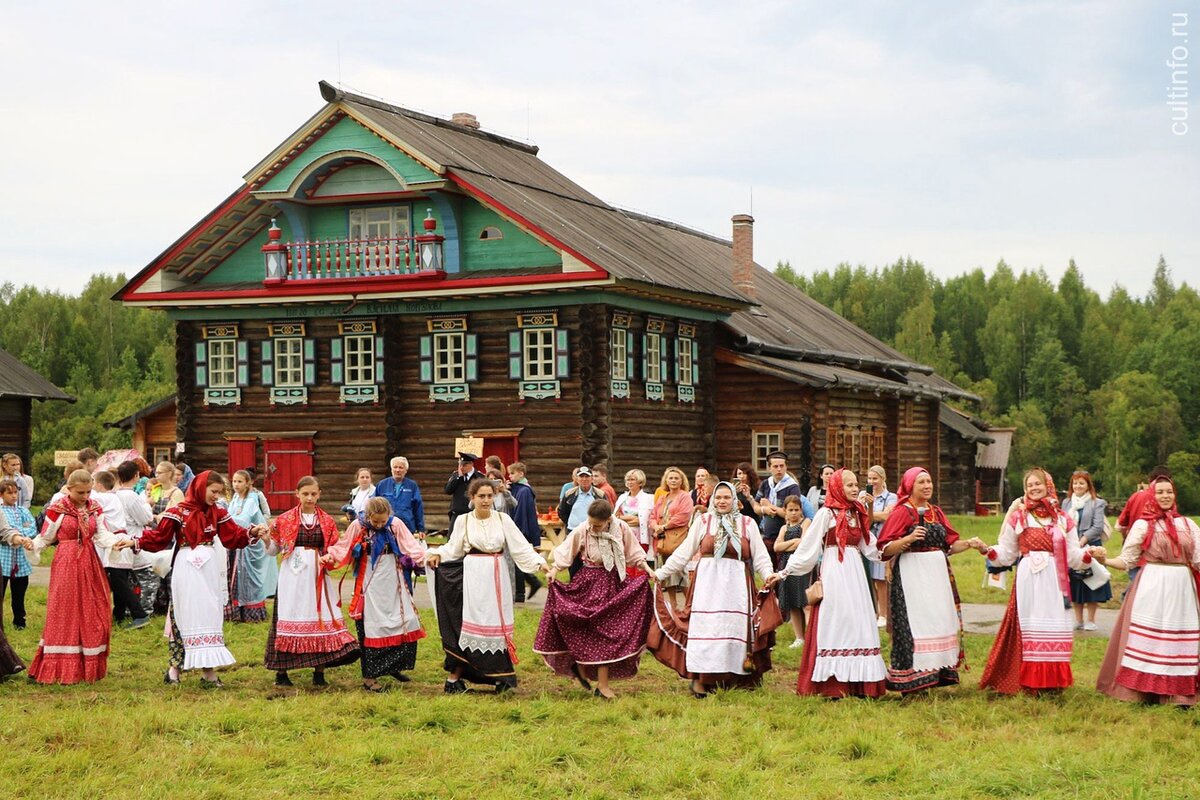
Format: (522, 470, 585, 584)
(282, 235, 443, 280)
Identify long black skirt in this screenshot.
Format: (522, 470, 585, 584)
(434, 559, 517, 688)
(354, 619, 418, 678)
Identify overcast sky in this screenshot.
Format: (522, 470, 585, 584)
(1, 1, 1195, 298)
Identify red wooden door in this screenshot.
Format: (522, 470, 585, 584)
(226, 438, 257, 476)
(263, 437, 314, 513)
(480, 436, 519, 472)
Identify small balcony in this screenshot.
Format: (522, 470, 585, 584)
(262, 220, 445, 285)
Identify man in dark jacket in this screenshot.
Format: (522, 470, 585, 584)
(507, 461, 542, 601)
(443, 452, 480, 532)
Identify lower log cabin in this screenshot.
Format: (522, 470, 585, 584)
(117, 82, 991, 522)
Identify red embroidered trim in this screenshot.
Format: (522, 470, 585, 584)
(363, 630, 427, 648)
(182, 633, 226, 648)
(816, 647, 882, 657)
(277, 619, 348, 635)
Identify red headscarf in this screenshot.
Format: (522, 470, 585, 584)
(1022, 467, 1058, 520)
(176, 469, 221, 549)
(896, 466, 927, 508)
(825, 468, 872, 561)
(1141, 478, 1186, 557)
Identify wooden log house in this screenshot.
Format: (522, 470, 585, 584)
(116, 81, 991, 521)
(0, 345, 74, 470)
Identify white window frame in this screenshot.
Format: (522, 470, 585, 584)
(344, 334, 374, 386)
(274, 337, 304, 388)
(678, 337, 694, 386)
(523, 327, 555, 380)
(348, 206, 411, 240)
(645, 331, 663, 384)
(434, 331, 466, 385)
(753, 430, 784, 475)
(611, 328, 628, 381)
(208, 338, 237, 388)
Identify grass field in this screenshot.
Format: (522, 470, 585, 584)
(1, 516, 1196, 799)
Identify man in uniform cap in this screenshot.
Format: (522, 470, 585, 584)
(443, 452, 480, 532)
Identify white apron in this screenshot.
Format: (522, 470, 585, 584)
(460, 552, 516, 655)
(1014, 553, 1074, 665)
(361, 553, 424, 647)
(686, 556, 752, 675)
(275, 547, 354, 654)
(1122, 563, 1200, 678)
(813, 546, 887, 682)
(897, 550, 960, 670)
(171, 544, 236, 670)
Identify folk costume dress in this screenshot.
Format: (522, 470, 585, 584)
(876, 468, 966, 694)
(28, 497, 131, 684)
(980, 494, 1090, 693)
(430, 510, 548, 689)
(1097, 494, 1200, 705)
(263, 506, 359, 672)
(0, 519, 27, 677)
(140, 472, 254, 672)
(224, 491, 270, 623)
(784, 471, 888, 698)
(326, 514, 427, 678)
(648, 483, 776, 689)
(533, 517, 653, 682)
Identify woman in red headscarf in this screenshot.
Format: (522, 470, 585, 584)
(876, 467, 987, 694)
(767, 468, 888, 697)
(979, 467, 1097, 694)
(140, 470, 267, 687)
(1095, 478, 1200, 705)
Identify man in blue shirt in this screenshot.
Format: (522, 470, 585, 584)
(558, 466, 601, 530)
(375, 456, 426, 592)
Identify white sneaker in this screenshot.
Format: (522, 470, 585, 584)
(1083, 621, 1098, 631)
(789, 638, 804, 649)
(1073, 622, 1084, 631)
(877, 616, 887, 628)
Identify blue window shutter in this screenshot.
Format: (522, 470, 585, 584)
(374, 335, 385, 384)
(691, 338, 699, 385)
(330, 338, 344, 385)
(508, 330, 522, 380)
(261, 340, 274, 387)
(554, 328, 570, 378)
(303, 338, 316, 385)
(194, 341, 208, 388)
(625, 337, 634, 382)
(236, 340, 249, 387)
(418, 335, 433, 384)
(641, 333, 649, 382)
(660, 335, 670, 383)
(465, 333, 479, 383)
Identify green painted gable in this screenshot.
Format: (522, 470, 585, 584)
(202, 214, 293, 284)
(457, 197, 560, 272)
(256, 116, 440, 194)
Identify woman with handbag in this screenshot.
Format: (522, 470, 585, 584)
(978, 468, 1097, 694)
(648, 482, 778, 697)
(1094, 478, 1200, 705)
(534, 499, 655, 699)
(1064, 470, 1110, 630)
(767, 469, 888, 698)
(648, 467, 694, 608)
(876, 467, 987, 694)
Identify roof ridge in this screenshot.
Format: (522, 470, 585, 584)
(617, 209, 732, 246)
(319, 81, 540, 156)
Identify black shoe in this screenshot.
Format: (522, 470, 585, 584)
(274, 671, 293, 687)
(312, 671, 328, 687)
(443, 679, 468, 694)
(13, 623, 25, 631)
(390, 671, 411, 683)
(570, 663, 592, 691)
(495, 682, 512, 694)
(163, 669, 180, 685)
(526, 577, 543, 601)
(362, 681, 386, 693)
(689, 680, 709, 699)
(593, 688, 614, 700)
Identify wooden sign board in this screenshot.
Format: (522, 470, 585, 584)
(454, 437, 484, 458)
(54, 450, 78, 467)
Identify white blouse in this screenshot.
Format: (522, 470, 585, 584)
(655, 512, 774, 583)
(989, 509, 1087, 570)
(780, 506, 881, 578)
(1110, 518, 1200, 570)
(614, 490, 652, 545)
(432, 511, 547, 574)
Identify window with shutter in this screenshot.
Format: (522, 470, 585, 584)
(753, 430, 784, 475)
(334, 319, 380, 404)
(514, 312, 563, 400)
(676, 322, 697, 404)
(199, 324, 241, 406)
(266, 322, 309, 405)
(610, 319, 630, 399)
(644, 318, 667, 401)
(426, 317, 471, 403)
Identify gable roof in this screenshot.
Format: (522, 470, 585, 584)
(0, 346, 74, 402)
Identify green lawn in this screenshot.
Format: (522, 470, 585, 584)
(2, 517, 1198, 798)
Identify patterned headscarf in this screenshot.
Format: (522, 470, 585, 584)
(825, 469, 872, 561)
(1022, 467, 1057, 520)
(1141, 478, 1186, 557)
(708, 481, 743, 560)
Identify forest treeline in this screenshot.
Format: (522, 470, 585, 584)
(777, 256, 1199, 509)
(2, 258, 1197, 509)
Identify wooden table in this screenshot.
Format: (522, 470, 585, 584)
(538, 519, 565, 556)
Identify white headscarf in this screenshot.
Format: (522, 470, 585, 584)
(708, 481, 743, 560)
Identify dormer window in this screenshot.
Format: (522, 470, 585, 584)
(479, 226, 504, 240)
(348, 206, 411, 240)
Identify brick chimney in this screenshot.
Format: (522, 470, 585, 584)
(451, 112, 480, 130)
(731, 213, 755, 299)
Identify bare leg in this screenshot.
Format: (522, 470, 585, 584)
(1086, 602, 1099, 624)
(874, 579, 888, 623)
(1073, 603, 1084, 625)
(789, 609, 804, 640)
(596, 665, 615, 698)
